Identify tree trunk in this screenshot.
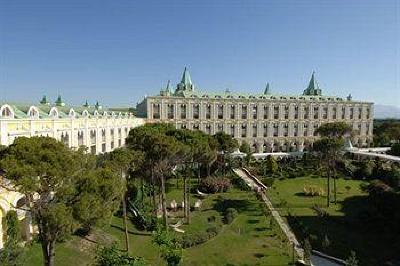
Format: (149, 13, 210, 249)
(333, 167, 337, 204)
(186, 165, 192, 224)
(327, 166, 330, 208)
(41, 239, 56, 266)
(183, 174, 187, 219)
(197, 164, 201, 186)
(122, 192, 130, 252)
(151, 167, 156, 215)
(160, 175, 168, 227)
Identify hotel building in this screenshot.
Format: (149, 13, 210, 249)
(0, 96, 145, 154)
(137, 68, 373, 152)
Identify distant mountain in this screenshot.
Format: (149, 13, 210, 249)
(374, 104, 400, 119)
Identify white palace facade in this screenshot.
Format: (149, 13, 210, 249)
(0, 96, 145, 154)
(137, 68, 374, 152)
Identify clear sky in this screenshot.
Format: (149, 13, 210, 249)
(1, 0, 399, 107)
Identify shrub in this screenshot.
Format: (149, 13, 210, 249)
(263, 177, 275, 187)
(95, 244, 146, 266)
(232, 176, 251, 191)
(224, 208, 238, 224)
(199, 176, 231, 194)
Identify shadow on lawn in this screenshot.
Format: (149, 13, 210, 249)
(110, 224, 152, 236)
(286, 194, 400, 266)
(212, 197, 253, 214)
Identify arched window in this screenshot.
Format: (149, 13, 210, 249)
(82, 110, 89, 118)
(49, 107, 58, 118)
(0, 105, 14, 118)
(69, 109, 76, 118)
(28, 106, 39, 118)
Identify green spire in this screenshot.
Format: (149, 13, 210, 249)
(181, 67, 192, 85)
(83, 100, 89, 107)
(40, 95, 49, 105)
(264, 83, 271, 95)
(303, 71, 322, 96)
(95, 101, 102, 109)
(55, 95, 65, 106)
(166, 80, 172, 94)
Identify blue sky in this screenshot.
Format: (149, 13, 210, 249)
(1, 0, 399, 107)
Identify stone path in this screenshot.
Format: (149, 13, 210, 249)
(233, 168, 305, 259)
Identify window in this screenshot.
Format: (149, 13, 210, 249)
(323, 107, 328, 119)
(168, 104, 174, 119)
(193, 104, 200, 119)
(152, 104, 160, 119)
(263, 124, 268, 137)
(283, 123, 288, 137)
(217, 105, 224, 119)
(206, 124, 211, 134)
(294, 106, 298, 119)
(230, 105, 235, 119)
(241, 124, 247, 138)
(332, 107, 337, 119)
(193, 124, 200, 130)
(313, 107, 319, 119)
(217, 123, 223, 132)
(241, 105, 247, 119)
(230, 125, 235, 137)
(358, 107, 362, 119)
(206, 105, 211, 119)
(1, 106, 13, 117)
(28, 107, 39, 118)
(273, 123, 278, 137)
(252, 105, 257, 119)
(274, 106, 279, 119)
(263, 105, 269, 119)
(303, 106, 309, 119)
(284, 106, 289, 119)
(180, 104, 187, 119)
(252, 124, 257, 137)
(78, 131, 84, 146)
(350, 107, 354, 119)
(342, 107, 346, 119)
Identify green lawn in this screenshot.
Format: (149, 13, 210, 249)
(24, 178, 293, 266)
(266, 176, 398, 266)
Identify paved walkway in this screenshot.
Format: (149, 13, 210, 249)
(233, 168, 304, 259)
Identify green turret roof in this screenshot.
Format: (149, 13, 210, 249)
(303, 72, 322, 96)
(55, 95, 65, 106)
(83, 100, 89, 107)
(166, 80, 172, 94)
(40, 95, 49, 105)
(181, 67, 192, 85)
(264, 83, 271, 95)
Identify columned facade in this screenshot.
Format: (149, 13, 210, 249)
(137, 69, 374, 152)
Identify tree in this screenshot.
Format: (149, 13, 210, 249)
(314, 122, 352, 206)
(239, 141, 251, 155)
(0, 211, 25, 266)
(0, 137, 123, 266)
(127, 124, 188, 227)
(313, 137, 344, 206)
(105, 148, 144, 252)
(95, 243, 146, 266)
(388, 143, 400, 156)
(212, 132, 238, 174)
(264, 155, 278, 176)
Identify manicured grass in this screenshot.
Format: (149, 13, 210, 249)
(24, 178, 293, 266)
(266, 176, 397, 266)
(267, 176, 367, 216)
(23, 236, 93, 266)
